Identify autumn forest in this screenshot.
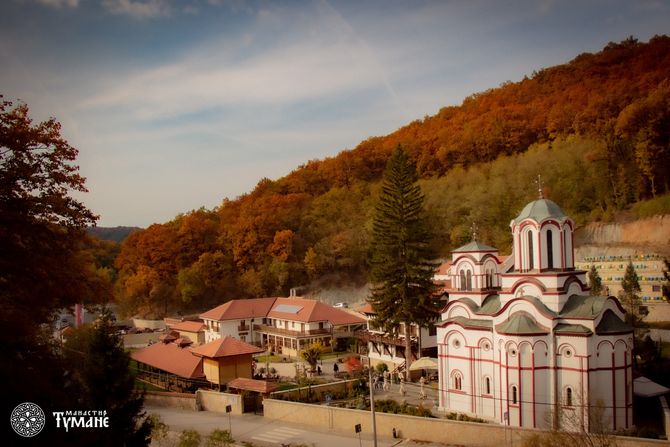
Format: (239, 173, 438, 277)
(104, 36, 670, 318)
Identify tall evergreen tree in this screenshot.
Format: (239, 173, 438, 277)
(620, 261, 642, 327)
(588, 265, 604, 296)
(64, 310, 152, 446)
(368, 146, 440, 369)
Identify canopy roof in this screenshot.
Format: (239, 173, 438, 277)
(409, 357, 439, 371)
(633, 376, 670, 397)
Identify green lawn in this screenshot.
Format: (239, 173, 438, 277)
(254, 354, 286, 363)
(135, 378, 165, 392)
(661, 342, 670, 360)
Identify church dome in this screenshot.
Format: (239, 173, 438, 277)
(513, 199, 566, 224)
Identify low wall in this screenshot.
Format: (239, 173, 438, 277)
(646, 303, 670, 323)
(196, 390, 243, 415)
(270, 379, 360, 401)
(123, 332, 161, 348)
(132, 319, 167, 330)
(263, 399, 668, 447)
(144, 391, 196, 411)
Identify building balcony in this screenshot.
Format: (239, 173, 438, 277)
(253, 324, 331, 338)
(237, 325, 250, 333)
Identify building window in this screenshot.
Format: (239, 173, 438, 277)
(566, 387, 573, 407)
(466, 270, 472, 291)
(547, 229, 554, 269)
(452, 371, 462, 390)
(485, 377, 491, 395)
(460, 270, 466, 291)
(511, 386, 518, 404)
(528, 231, 534, 270)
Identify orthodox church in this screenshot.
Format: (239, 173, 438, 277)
(436, 193, 633, 432)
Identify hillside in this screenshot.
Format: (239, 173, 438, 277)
(88, 226, 142, 244)
(113, 36, 670, 318)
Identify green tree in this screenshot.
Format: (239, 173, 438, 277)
(620, 261, 643, 327)
(588, 265, 604, 296)
(301, 341, 324, 373)
(368, 146, 440, 368)
(64, 310, 152, 446)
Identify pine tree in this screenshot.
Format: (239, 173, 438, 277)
(64, 309, 152, 446)
(620, 261, 642, 327)
(588, 265, 604, 296)
(368, 146, 440, 369)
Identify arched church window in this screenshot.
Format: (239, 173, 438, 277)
(511, 386, 518, 404)
(566, 387, 573, 406)
(485, 377, 491, 395)
(547, 229, 554, 269)
(527, 231, 534, 270)
(459, 270, 466, 291)
(466, 270, 472, 291)
(452, 371, 462, 390)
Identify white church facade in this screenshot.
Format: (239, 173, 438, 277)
(436, 197, 633, 432)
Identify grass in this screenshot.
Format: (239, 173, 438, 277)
(661, 342, 670, 360)
(254, 354, 287, 363)
(135, 378, 165, 392)
(645, 321, 670, 330)
(630, 192, 670, 219)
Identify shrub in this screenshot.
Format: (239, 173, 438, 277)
(178, 429, 202, 447)
(206, 429, 234, 447)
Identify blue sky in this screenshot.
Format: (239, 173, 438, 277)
(2, 0, 669, 227)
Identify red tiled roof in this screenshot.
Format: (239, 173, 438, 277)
(200, 298, 277, 321)
(268, 297, 365, 325)
(356, 303, 375, 314)
(171, 320, 205, 333)
(173, 337, 193, 347)
(131, 342, 204, 379)
(200, 297, 365, 326)
(435, 261, 452, 275)
(190, 336, 264, 358)
(227, 378, 279, 394)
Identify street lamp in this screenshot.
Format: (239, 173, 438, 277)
(362, 355, 378, 447)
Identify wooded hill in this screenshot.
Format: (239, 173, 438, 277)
(112, 36, 670, 318)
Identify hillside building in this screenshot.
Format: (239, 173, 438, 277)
(437, 197, 633, 432)
(576, 255, 667, 302)
(355, 303, 439, 372)
(200, 297, 365, 356)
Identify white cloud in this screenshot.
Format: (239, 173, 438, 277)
(102, 0, 171, 19)
(80, 35, 393, 120)
(36, 0, 79, 7)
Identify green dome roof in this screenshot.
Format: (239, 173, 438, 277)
(513, 199, 567, 224)
(453, 240, 497, 253)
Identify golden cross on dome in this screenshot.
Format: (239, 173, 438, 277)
(535, 174, 544, 199)
(471, 222, 478, 241)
